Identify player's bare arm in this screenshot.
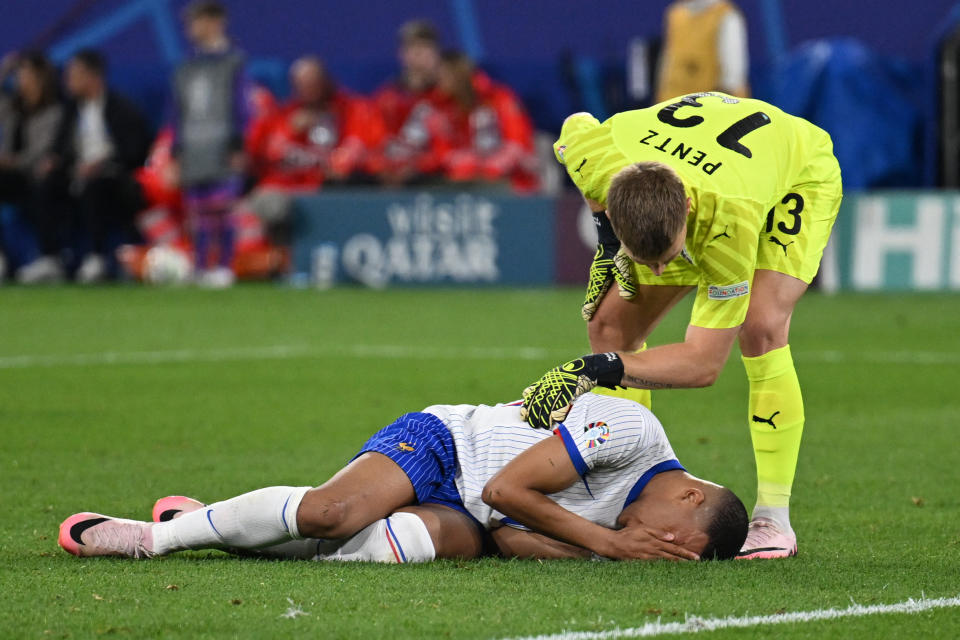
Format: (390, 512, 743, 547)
(489, 525, 591, 559)
(619, 324, 739, 389)
(482, 435, 699, 561)
(583, 196, 605, 212)
(519, 324, 738, 429)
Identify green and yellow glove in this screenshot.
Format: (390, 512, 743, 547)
(520, 353, 625, 429)
(582, 211, 638, 321)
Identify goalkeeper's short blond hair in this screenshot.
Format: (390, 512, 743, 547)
(607, 162, 687, 260)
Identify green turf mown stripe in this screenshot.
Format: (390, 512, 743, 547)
(2, 345, 959, 369)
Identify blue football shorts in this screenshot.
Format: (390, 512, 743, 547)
(354, 412, 480, 527)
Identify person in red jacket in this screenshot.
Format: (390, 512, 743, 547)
(247, 56, 385, 241)
(372, 20, 442, 138)
(249, 56, 382, 189)
(429, 51, 539, 192)
(134, 126, 184, 247)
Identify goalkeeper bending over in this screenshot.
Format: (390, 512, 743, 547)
(59, 393, 747, 563)
(520, 92, 843, 559)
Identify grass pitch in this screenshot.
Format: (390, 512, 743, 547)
(0, 285, 958, 639)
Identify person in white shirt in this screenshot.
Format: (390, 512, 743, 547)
(58, 393, 748, 563)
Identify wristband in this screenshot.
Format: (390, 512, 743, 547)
(593, 211, 620, 247)
(582, 352, 624, 388)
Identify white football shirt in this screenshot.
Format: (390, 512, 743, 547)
(422, 392, 683, 531)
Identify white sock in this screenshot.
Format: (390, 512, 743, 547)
(314, 512, 435, 564)
(151, 486, 311, 555)
(752, 505, 792, 531)
(237, 539, 325, 560)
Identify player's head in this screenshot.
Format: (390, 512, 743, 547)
(290, 56, 333, 106)
(618, 471, 748, 560)
(607, 162, 689, 276)
(183, 0, 228, 47)
(398, 19, 441, 90)
(66, 49, 106, 100)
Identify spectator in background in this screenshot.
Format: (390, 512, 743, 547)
(0, 52, 65, 284)
(36, 49, 152, 284)
(246, 56, 385, 244)
(370, 20, 445, 185)
(428, 51, 538, 192)
(134, 126, 186, 248)
(655, 0, 750, 103)
(373, 20, 441, 138)
(172, 0, 249, 288)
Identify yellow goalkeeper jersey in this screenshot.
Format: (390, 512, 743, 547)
(554, 92, 840, 329)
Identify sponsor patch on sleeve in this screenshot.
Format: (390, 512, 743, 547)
(556, 144, 567, 163)
(707, 280, 750, 300)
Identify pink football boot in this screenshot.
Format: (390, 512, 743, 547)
(737, 517, 797, 559)
(151, 496, 206, 522)
(59, 512, 155, 558)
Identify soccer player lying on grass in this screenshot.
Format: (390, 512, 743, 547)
(59, 394, 748, 563)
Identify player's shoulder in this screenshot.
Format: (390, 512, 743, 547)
(555, 112, 604, 163)
(567, 392, 659, 433)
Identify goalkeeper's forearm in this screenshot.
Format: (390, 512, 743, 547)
(615, 328, 738, 389)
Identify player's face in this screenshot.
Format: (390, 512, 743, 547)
(618, 488, 709, 556)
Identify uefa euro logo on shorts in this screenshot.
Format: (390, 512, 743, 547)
(583, 421, 610, 448)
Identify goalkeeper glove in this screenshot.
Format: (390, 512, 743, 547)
(582, 212, 638, 321)
(520, 352, 624, 430)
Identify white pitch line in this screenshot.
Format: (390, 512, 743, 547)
(500, 595, 960, 640)
(796, 350, 960, 365)
(0, 345, 957, 370)
(0, 344, 569, 370)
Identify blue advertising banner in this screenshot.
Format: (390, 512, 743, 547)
(290, 190, 555, 287)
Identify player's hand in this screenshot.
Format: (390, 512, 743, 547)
(582, 212, 637, 321)
(602, 526, 700, 562)
(519, 353, 624, 429)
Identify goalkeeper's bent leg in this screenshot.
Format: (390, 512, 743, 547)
(742, 345, 803, 529)
(591, 343, 652, 409)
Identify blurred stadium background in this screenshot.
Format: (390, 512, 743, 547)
(0, 0, 958, 290)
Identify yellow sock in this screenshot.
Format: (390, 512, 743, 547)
(742, 345, 804, 510)
(592, 343, 652, 409)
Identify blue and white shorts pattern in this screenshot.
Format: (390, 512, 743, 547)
(354, 412, 468, 513)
